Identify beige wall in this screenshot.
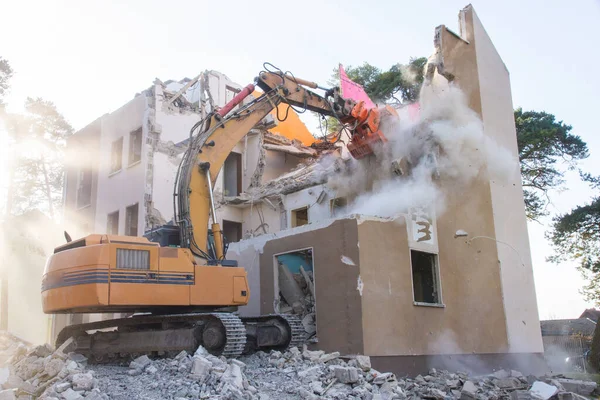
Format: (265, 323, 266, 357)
(469, 7, 543, 353)
(437, 6, 542, 353)
(359, 216, 509, 356)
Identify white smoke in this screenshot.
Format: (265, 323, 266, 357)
(325, 79, 517, 219)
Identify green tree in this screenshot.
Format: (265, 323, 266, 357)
(547, 173, 600, 302)
(321, 58, 427, 137)
(5, 97, 73, 218)
(333, 58, 427, 104)
(515, 108, 589, 220)
(0, 56, 13, 109)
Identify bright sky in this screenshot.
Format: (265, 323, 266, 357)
(2, 0, 599, 320)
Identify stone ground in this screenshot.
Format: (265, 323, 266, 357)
(0, 334, 598, 400)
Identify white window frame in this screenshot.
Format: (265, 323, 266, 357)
(409, 249, 445, 308)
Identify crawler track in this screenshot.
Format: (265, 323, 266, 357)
(56, 312, 303, 363)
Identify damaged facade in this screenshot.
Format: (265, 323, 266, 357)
(227, 5, 544, 375)
(60, 70, 333, 332)
(60, 4, 543, 376)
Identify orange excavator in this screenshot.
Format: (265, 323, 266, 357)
(42, 66, 396, 361)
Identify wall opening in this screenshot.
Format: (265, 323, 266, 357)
(107, 211, 119, 235)
(129, 127, 142, 166)
(291, 207, 309, 228)
(410, 250, 442, 305)
(274, 248, 316, 342)
(125, 203, 139, 236)
(223, 152, 242, 196)
(223, 220, 242, 243)
(110, 137, 123, 174)
(76, 165, 93, 209)
(330, 197, 347, 217)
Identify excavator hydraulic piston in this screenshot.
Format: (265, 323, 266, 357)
(217, 84, 255, 117)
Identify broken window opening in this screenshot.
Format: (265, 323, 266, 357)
(110, 137, 123, 174)
(274, 249, 316, 342)
(223, 152, 242, 196)
(76, 165, 93, 209)
(107, 211, 119, 235)
(125, 203, 139, 237)
(129, 127, 142, 166)
(222, 220, 242, 243)
(411, 250, 442, 305)
(291, 207, 309, 228)
(330, 197, 347, 217)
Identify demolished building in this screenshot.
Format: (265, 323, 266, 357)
(226, 5, 545, 375)
(59, 69, 336, 332)
(59, 4, 544, 376)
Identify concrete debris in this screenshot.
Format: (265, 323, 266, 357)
(332, 366, 359, 384)
(355, 355, 371, 372)
(554, 378, 597, 396)
(277, 263, 305, 312)
(556, 392, 588, 400)
(128, 355, 152, 372)
(0, 389, 15, 400)
(529, 381, 558, 400)
(1, 336, 598, 400)
(277, 263, 316, 339)
(0, 333, 29, 366)
(262, 144, 317, 158)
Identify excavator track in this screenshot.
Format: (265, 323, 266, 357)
(56, 312, 303, 363)
(56, 312, 247, 363)
(276, 314, 305, 349)
(240, 314, 305, 353)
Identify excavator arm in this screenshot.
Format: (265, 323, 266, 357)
(175, 70, 369, 263)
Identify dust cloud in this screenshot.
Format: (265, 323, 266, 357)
(324, 79, 517, 220)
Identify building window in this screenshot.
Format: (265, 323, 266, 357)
(223, 152, 242, 196)
(110, 137, 123, 174)
(129, 128, 142, 166)
(223, 220, 242, 243)
(411, 250, 442, 305)
(125, 203, 139, 237)
(107, 211, 119, 235)
(291, 207, 309, 228)
(330, 197, 347, 217)
(76, 166, 93, 208)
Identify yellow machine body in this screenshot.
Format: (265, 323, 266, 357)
(42, 234, 249, 314)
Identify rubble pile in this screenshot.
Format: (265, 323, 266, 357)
(0, 342, 598, 400)
(276, 260, 316, 340)
(0, 338, 104, 400)
(0, 332, 30, 367)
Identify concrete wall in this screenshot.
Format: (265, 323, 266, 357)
(469, 7, 543, 353)
(358, 215, 509, 356)
(282, 184, 338, 227)
(262, 151, 304, 184)
(437, 5, 542, 353)
(63, 118, 102, 238)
